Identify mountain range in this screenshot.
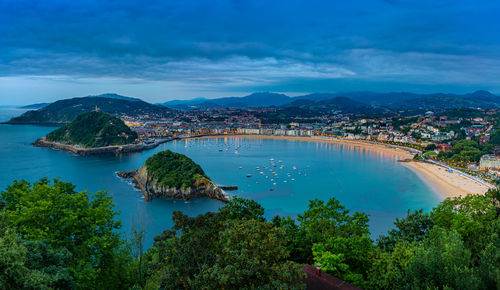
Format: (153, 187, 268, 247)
(8, 90, 500, 124)
(159, 90, 500, 111)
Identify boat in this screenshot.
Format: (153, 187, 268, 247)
(273, 183, 277, 186)
(246, 174, 252, 178)
(269, 188, 274, 191)
(292, 166, 297, 170)
(270, 158, 275, 161)
(239, 166, 243, 169)
(291, 178, 295, 181)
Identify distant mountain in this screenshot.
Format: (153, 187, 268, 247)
(160, 92, 292, 109)
(285, 97, 387, 114)
(390, 91, 500, 110)
(87, 93, 142, 102)
(159, 90, 500, 111)
(19, 103, 50, 109)
(7, 96, 174, 124)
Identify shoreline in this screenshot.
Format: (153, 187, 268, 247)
(35, 132, 493, 198)
(197, 134, 492, 198)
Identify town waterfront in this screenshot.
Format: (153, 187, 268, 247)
(0, 116, 441, 247)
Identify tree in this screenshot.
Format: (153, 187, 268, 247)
(424, 143, 436, 151)
(377, 209, 434, 252)
(298, 198, 374, 286)
(144, 198, 305, 289)
(403, 228, 480, 289)
(196, 219, 305, 289)
(0, 179, 132, 289)
(431, 194, 497, 257)
(128, 207, 149, 288)
(0, 214, 74, 289)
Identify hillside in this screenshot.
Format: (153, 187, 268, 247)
(145, 150, 208, 189)
(120, 150, 228, 201)
(8, 95, 173, 124)
(46, 111, 138, 147)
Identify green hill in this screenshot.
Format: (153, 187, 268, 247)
(46, 111, 138, 147)
(8, 95, 173, 124)
(145, 150, 208, 189)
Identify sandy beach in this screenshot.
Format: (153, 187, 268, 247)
(199, 134, 491, 198)
(404, 161, 489, 198)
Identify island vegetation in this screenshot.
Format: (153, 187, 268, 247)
(145, 150, 207, 189)
(46, 111, 138, 148)
(1, 178, 499, 289)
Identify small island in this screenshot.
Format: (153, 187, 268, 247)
(118, 150, 229, 202)
(34, 111, 144, 155)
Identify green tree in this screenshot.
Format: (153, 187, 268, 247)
(298, 198, 374, 286)
(403, 228, 480, 289)
(431, 194, 497, 257)
(0, 179, 132, 289)
(377, 209, 434, 252)
(197, 219, 305, 289)
(0, 214, 74, 289)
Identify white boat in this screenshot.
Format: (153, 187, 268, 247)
(239, 166, 243, 169)
(273, 183, 277, 186)
(292, 166, 297, 170)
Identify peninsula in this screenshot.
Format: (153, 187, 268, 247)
(118, 150, 229, 202)
(34, 111, 141, 155)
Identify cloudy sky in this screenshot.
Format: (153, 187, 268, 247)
(1, 0, 499, 105)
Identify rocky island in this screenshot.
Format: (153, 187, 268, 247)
(34, 111, 141, 155)
(118, 150, 229, 202)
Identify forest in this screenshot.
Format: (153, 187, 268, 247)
(46, 111, 138, 148)
(145, 150, 208, 190)
(0, 179, 499, 289)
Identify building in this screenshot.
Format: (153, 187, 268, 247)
(479, 154, 500, 169)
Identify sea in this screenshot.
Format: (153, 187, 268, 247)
(0, 108, 441, 247)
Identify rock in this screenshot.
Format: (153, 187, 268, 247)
(117, 166, 229, 203)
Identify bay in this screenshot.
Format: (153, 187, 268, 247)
(0, 111, 441, 247)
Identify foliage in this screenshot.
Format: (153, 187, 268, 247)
(143, 198, 305, 289)
(145, 150, 208, 189)
(377, 209, 434, 252)
(46, 111, 138, 147)
(368, 190, 500, 289)
(424, 143, 436, 151)
(294, 198, 375, 287)
(0, 179, 133, 289)
(438, 139, 483, 162)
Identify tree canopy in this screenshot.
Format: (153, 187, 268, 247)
(145, 150, 208, 189)
(46, 111, 138, 147)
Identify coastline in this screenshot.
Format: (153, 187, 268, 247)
(403, 161, 490, 198)
(35, 132, 494, 198)
(198, 134, 492, 199)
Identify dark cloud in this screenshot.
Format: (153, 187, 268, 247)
(1, 0, 500, 102)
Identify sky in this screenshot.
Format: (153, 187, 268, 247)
(1, 0, 500, 105)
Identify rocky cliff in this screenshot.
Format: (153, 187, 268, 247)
(118, 165, 229, 202)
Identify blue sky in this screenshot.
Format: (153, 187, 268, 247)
(1, 0, 500, 105)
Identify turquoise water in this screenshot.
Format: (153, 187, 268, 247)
(0, 112, 441, 247)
